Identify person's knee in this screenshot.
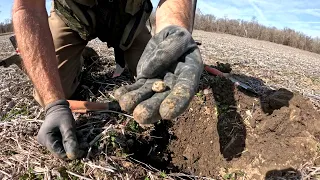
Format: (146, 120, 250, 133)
(124, 26, 151, 76)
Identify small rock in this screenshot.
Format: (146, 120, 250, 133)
(152, 81, 166, 93)
(7, 101, 16, 110)
(204, 106, 211, 114)
(314, 157, 320, 166)
(249, 118, 256, 128)
(122, 161, 133, 168)
(27, 127, 33, 132)
(289, 106, 301, 121)
(203, 89, 210, 95)
(183, 145, 194, 160)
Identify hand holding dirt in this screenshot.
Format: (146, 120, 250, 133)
(114, 25, 203, 125)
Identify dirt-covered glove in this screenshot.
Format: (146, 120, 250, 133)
(37, 100, 81, 160)
(115, 25, 203, 124)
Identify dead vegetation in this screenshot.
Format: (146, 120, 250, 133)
(0, 43, 216, 179)
(0, 30, 320, 180)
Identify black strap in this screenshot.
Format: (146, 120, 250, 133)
(94, 0, 130, 47)
(114, 47, 126, 68)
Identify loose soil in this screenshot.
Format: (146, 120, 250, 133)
(113, 67, 320, 179)
(164, 73, 320, 179)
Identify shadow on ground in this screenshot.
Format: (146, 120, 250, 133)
(209, 76, 246, 160)
(265, 168, 302, 180)
(127, 121, 178, 171)
(205, 62, 293, 160)
(70, 46, 134, 101)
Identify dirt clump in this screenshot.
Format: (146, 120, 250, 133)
(152, 80, 167, 93)
(167, 75, 320, 179)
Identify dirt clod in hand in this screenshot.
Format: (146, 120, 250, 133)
(152, 80, 166, 93)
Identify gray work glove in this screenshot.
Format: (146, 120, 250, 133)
(115, 25, 203, 124)
(37, 100, 81, 160)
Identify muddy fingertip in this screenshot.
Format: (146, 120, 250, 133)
(114, 86, 128, 101)
(159, 98, 176, 119)
(119, 94, 136, 112)
(133, 104, 161, 125)
(133, 104, 148, 124)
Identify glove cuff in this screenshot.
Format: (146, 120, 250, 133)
(45, 99, 70, 112)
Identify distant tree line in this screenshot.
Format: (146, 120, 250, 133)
(150, 10, 320, 54)
(193, 10, 320, 54)
(2, 11, 319, 54)
(0, 19, 13, 34)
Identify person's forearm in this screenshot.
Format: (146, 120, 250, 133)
(13, 0, 64, 106)
(155, 0, 192, 33)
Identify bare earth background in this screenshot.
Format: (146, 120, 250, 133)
(193, 31, 320, 109)
(0, 30, 320, 179)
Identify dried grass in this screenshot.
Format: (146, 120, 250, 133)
(0, 31, 320, 179)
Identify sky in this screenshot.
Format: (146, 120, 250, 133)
(0, 0, 319, 38)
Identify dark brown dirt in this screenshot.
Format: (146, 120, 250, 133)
(167, 74, 320, 179)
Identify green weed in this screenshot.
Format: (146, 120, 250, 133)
(223, 170, 245, 180)
(1, 106, 29, 121)
(196, 91, 205, 103)
(19, 168, 44, 180)
(159, 171, 167, 178)
(126, 120, 140, 133)
(68, 160, 84, 174)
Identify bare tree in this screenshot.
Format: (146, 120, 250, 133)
(0, 19, 13, 33)
(192, 11, 320, 55)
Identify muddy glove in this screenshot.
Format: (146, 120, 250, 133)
(37, 100, 81, 160)
(115, 25, 203, 124)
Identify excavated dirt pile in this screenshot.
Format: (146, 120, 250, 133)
(166, 73, 320, 179)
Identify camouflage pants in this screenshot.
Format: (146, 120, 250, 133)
(34, 6, 151, 106)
